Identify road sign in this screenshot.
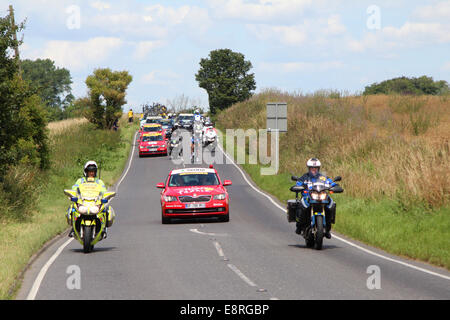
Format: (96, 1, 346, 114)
(267, 103, 287, 132)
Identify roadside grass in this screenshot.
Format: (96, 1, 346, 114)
(216, 90, 450, 270)
(0, 116, 138, 300)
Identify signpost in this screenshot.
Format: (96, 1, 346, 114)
(266, 103, 287, 132)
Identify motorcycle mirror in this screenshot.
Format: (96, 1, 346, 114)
(71, 197, 78, 202)
(330, 186, 344, 193)
(101, 199, 108, 204)
(290, 186, 304, 193)
(291, 176, 299, 181)
(334, 176, 342, 182)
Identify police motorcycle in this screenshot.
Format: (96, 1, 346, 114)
(64, 180, 116, 253)
(287, 176, 343, 250)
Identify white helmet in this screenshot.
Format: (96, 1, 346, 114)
(306, 158, 321, 169)
(84, 161, 98, 177)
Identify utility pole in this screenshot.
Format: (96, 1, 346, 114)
(8, 4, 22, 77)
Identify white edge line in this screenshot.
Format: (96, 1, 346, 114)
(115, 131, 138, 193)
(218, 145, 450, 281)
(27, 130, 138, 300)
(26, 238, 73, 300)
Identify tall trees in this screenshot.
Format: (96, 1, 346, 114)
(196, 49, 256, 114)
(21, 58, 74, 121)
(0, 13, 49, 175)
(84, 68, 133, 129)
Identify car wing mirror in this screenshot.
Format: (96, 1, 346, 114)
(156, 183, 165, 189)
(223, 180, 232, 186)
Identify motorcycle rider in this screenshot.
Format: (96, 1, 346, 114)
(295, 158, 337, 239)
(67, 161, 114, 238)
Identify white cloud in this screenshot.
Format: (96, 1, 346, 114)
(247, 24, 308, 46)
(413, 1, 450, 21)
(209, 0, 313, 21)
(347, 22, 450, 53)
(90, 1, 111, 11)
(247, 14, 346, 47)
(141, 71, 181, 85)
(23, 37, 123, 71)
(259, 60, 345, 73)
(133, 40, 166, 60)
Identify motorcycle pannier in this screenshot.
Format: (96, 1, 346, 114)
(287, 200, 299, 223)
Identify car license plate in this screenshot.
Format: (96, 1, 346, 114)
(150, 147, 158, 151)
(186, 203, 206, 209)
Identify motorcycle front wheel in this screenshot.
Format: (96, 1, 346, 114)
(314, 215, 324, 250)
(83, 225, 94, 253)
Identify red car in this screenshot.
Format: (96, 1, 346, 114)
(138, 132, 168, 157)
(156, 167, 232, 224)
(138, 123, 164, 141)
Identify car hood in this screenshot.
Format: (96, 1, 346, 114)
(140, 141, 165, 146)
(165, 186, 225, 196)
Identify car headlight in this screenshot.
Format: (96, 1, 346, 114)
(310, 192, 319, 200)
(213, 193, 226, 200)
(164, 195, 177, 202)
(319, 192, 328, 201)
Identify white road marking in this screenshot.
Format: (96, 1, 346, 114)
(26, 131, 139, 300)
(26, 238, 73, 300)
(227, 264, 257, 287)
(213, 241, 225, 258)
(189, 228, 227, 237)
(218, 145, 450, 281)
(115, 131, 138, 193)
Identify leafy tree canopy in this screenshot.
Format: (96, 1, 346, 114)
(363, 76, 449, 96)
(196, 49, 256, 114)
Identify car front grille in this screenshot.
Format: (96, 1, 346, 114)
(178, 195, 212, 203)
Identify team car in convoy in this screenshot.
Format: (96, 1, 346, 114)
(138, 132, 168, 157)
(156, 167, 232, 224)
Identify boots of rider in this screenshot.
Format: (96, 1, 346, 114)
(67, 205, 75, 237)
(324, 202, 336, 239)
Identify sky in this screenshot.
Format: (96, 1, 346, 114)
(4, 0, 450, 112)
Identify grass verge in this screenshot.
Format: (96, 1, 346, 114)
(215, 91, 450, 270)
(0, 116, 138, 300)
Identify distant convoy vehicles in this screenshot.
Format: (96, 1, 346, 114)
(175, 113, 195, 131)
(138, 132, 168, 157)
(156, 167, 232, 224)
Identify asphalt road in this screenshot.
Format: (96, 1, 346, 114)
(17, 133, 450, 300)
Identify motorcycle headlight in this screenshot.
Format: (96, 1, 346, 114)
(78, 205, 88, 214)
(89, 206, 100, 214)
(319, 192, 328, 201)
(213, 193, 226, 200)
(164, 195, 177, 202)
(310, 192, 319, 200)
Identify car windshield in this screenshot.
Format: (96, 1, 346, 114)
(160, 120, 172, 129)
(179, 115, 193, 121)
(146, 118, 161, 124)
(143, 126, 161, 132)
(169, 173, 220, 187)
(142, 135, 163, 142)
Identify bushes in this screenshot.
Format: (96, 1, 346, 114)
(217, 92, 449, 209)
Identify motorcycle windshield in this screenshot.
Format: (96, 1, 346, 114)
(311, 181, 327, 192)
(78, 183, 102, 201)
